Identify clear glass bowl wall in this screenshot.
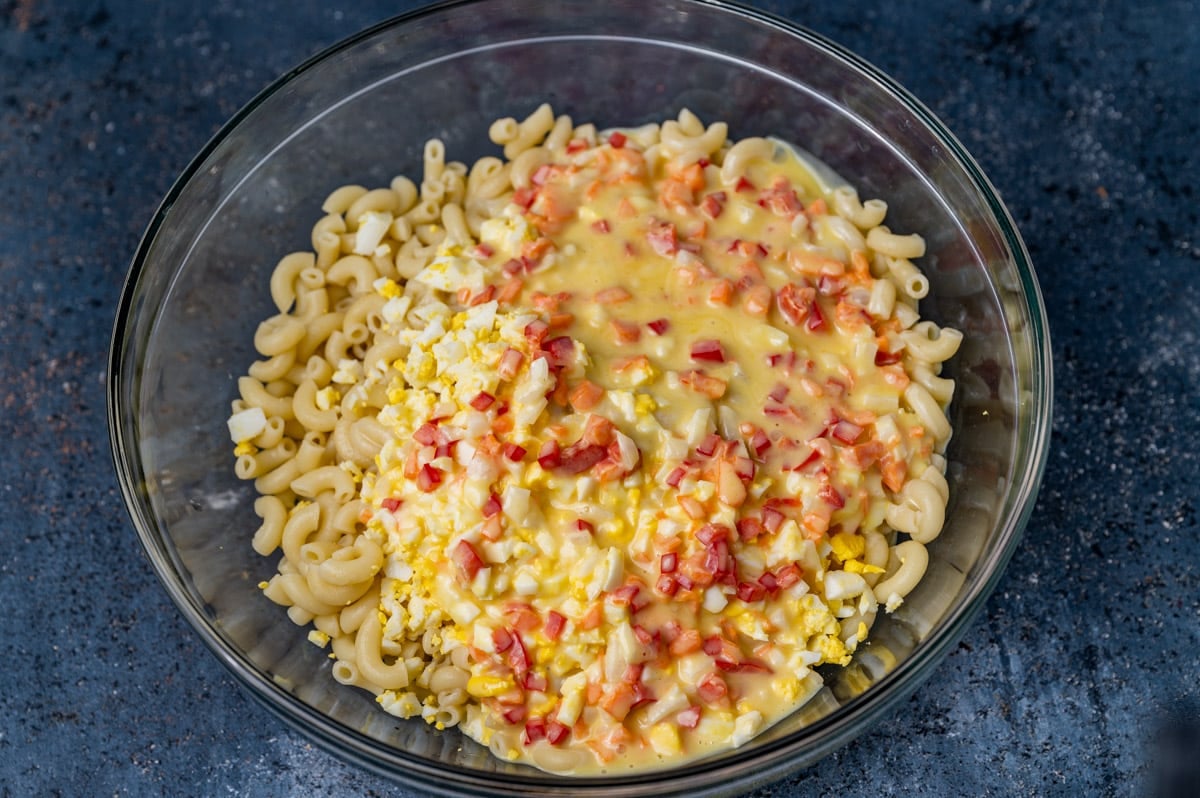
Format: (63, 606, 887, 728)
(109, 1, 1050, 795)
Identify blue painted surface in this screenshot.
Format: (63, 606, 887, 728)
(1, 1, 1197, 795)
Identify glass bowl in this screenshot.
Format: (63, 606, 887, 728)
(108, 0, 1052, 794)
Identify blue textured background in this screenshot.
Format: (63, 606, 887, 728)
(1, 1, 1197, 796)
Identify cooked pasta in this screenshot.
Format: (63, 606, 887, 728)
(227, 107, 960, 774)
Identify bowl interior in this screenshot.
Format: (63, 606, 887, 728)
(110, 0, 1049, 793)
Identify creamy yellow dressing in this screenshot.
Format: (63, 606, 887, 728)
(522, 143, 890, 451)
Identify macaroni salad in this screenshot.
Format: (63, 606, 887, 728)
(227, 106, 961, 773)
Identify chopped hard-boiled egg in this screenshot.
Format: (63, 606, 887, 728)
(226, 407, 266, 443)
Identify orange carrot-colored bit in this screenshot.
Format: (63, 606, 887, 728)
(530, 215, 565, 236)
(787, 248, 846, 277)
(586, 681, 604, 705)
(739, 260, 765, 280)
(678, 160, 706, 191)
(709, 279, 734, 306)
(611, 354, 651, 374)
(679, 551, 715, 586)
(595, 286, 632, 305)
(584, 178, 605, 201)
(581, 414, 615, 446)
(835, 299, 869, 329)
(672, 158, 705, 192)
(677, 495, 706, 520)
(569, 380, 605, 412)
(550, 376, 571, 406)
(610, 319, 641, 344)
(599, 683, 636, 721)
(580, 603, 604, 630)
(679, 369, 727, 399)
(873, 316, 903, 336)
(477, 433, 503, 457)
(616, 198, 637, 219)
(607, 147, 648, 177)
(548, 312, 574, 331)
(669, 628, 703, 656)
(469, 284, 497, 307)
(497, 276, 524, 305)
(880, 454, 906, 493)
(534, 183, 576, 223)
(522, 236, 554, 263)
(492, 413, 515, 435)
(531, 291, 562, 312)
(660, 180, 695, 214)
(850, 249, 871, 276)
(802, 511, 830, 539)
(719, 618, 742, 643)
(403, 447, 420, 479)
(806, 197, 828, 215)
(848, 440, 886, 469)
(456, 286, 472, 305)
(743, 284, 772, 316)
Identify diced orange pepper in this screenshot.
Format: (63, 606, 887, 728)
(669, 628, 703, 655)
(881, 454, 906, 493)
(743, 284, 772, 316)
(611, 355, 651, 374)
(569, 380, 605, 412)
(595, 286, 632, 304)
(599, 683, 636, 721)
(548, 312, 574, 331)
(850, 249, 871, 277)
(709, 279, 734, 305)
(580, 603, 603, 630)
(497, 277, 523, 305)
(492, 413, 514, 435)
(679, 369, 727, 399)
(549, 375, 570, 406)
(534, 183, 575, 223)
(586, 681, 604, 704)
(610, 319, 641, 344)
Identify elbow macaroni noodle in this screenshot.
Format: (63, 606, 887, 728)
(227, 107, 960, 774)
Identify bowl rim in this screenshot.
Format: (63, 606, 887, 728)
(108, 0, 1053, 793)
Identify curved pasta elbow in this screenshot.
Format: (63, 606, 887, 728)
(290, 464, 356, 504)
(292, 380, 339, 432)
(317, 537, 384, 586)
(886, 478, 947, 544)
(254, 313, 307, 357)
(901, 322, 963, 364)
(354, 611, 412, 690)
(873, 540, 929, 608)
(251, 495, 288, 556)
(719, 136, 772, 185)
(867, 225, 926, 260)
